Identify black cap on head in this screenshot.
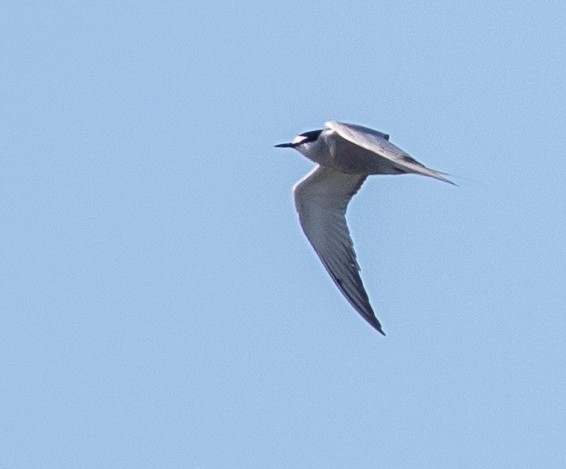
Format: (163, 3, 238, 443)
(274, 129, 322, 148)
(298, 129, 323, 141)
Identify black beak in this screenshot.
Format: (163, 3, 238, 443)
(274, 142, 293, 148)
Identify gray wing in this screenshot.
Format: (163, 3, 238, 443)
(293, 165, 384, 334)
(326, 120, 455, 185)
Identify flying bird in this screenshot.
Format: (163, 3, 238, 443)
(275, 121, 454, 335)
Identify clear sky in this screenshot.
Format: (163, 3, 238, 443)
(2, 1, 566, 468)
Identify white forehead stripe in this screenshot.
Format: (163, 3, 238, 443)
(292, 135, 308, 145)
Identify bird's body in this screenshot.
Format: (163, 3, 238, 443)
(275, 121, 453, 335)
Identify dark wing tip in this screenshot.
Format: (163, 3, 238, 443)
(362, 312, 386, 335)
(371, 319, 386, 336)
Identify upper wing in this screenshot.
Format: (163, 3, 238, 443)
(293, 165, 385, 334)
(326, 120, 455, 185)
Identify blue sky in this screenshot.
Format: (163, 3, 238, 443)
(2, 1, 566, 467)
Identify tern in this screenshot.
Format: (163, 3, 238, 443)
(275, 120, 454, 335)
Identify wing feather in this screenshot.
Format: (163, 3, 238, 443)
(326, 120, 455, 185)
(293, 166, 385, 334)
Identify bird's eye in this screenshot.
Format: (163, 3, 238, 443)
(292, 135, 309, 145)
(297, 129, 323, 143)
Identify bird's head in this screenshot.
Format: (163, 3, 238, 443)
(274, 129, 323, 156)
